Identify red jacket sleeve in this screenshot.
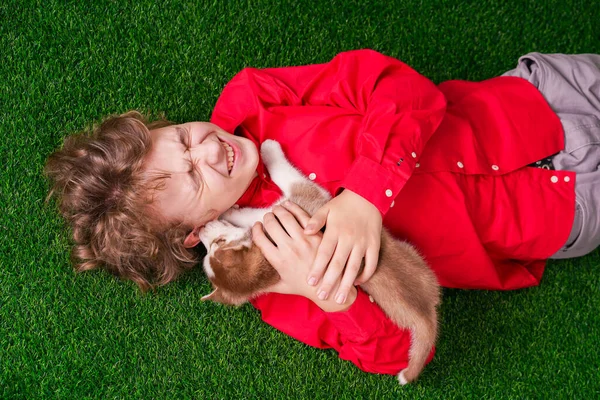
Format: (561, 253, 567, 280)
(211, 49, 446, 216)
(250, 289, 434, 375)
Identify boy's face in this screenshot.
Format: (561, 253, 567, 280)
(144, 122, 259, 246)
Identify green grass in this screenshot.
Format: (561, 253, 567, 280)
(2, 0, 600, 398)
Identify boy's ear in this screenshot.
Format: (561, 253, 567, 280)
(183, 227, 201, 248)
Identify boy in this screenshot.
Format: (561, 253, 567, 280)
(46, 50, 600, 375)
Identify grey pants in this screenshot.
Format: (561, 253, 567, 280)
(503, 53, 600, 259)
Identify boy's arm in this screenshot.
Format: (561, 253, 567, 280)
(211, 49, 446, 305)
(211, 49, 447, 216)
(249, 202, 433, 375)
(211, 49, 446, 300)
(249, 289, 432, 375)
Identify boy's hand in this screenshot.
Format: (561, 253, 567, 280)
(252, 201, 356, 312)
(304, 189, 382, 304)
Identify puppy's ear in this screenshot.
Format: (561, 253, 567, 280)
(201, 287, 228, 304)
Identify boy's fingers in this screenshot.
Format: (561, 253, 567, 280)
(305, 208, 328, 234)
(252, 222, 278, 264)
(335, 249, 363, 304)
(281, 200, 311, 229)
(306, 235, 336, 286)
(272, 205, 304, 239)
(317, 242, 351, 300)
(262, 212, 290, 246)
(354, 245, 379, 285)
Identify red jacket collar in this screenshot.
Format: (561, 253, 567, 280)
(235, 160, 283, 209)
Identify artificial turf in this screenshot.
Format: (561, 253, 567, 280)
(2, 0, 600, 398)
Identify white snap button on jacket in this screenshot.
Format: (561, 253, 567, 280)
(308, 173, 316, 180)
(411, 152, 417, 158)
(457, 161, 464, 168)
(491, 165, 499, 171)
(564, 176, 570, 183)
(551, 176, 558, 183)
(385, 189, 393, 197)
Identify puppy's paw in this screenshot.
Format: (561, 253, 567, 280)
(260, 140, 285, 168)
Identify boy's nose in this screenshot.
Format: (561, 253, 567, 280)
(195, 137, 227, 168)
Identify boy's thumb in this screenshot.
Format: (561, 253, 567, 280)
(305, 209, 327, 234)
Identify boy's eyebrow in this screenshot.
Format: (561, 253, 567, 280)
(175, 126, 190, 145)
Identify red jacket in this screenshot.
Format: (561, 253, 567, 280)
(209, 50, 576, 375)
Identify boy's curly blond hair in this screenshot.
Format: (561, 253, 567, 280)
(45, 111, 200, 291)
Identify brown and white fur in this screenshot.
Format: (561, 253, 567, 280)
(199, 140, 441, 385)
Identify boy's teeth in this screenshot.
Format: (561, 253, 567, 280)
(221, 141, 235, 172)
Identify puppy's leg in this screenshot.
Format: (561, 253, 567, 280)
(261, 140, 309, 196)
(220, 206, 273, 230)
(260, 140, 330, 200)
